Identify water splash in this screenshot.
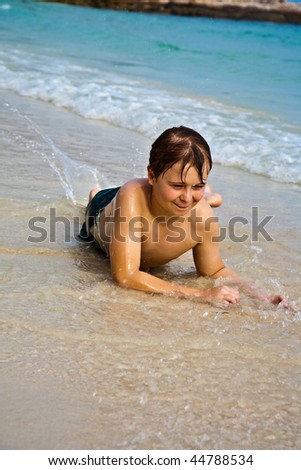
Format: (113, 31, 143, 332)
(7, 104, 110, 205)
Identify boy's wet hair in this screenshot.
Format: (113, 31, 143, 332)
(148, 126, 212, 184)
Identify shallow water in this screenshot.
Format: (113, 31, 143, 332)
(1, 91, 301, 449)
(1, 0, 301, 184)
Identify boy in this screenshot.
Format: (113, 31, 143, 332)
(79, 126, 287, 307)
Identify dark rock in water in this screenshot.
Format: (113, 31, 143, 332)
(46, 1, 301, 25)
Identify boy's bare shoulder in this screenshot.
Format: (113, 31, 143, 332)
(115, 178, 150, 213)
(119, 178, 149, 193)
(194, 196, 217, 219)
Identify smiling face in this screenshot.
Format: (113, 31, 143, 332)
(148, 161, 208, 216)
(147, 126, 212, 216)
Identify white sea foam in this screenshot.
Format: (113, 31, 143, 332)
(1, 49, 300, 184)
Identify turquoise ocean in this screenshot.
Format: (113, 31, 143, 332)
(1, 0, 301, 184)
(1, 0, 301, 451)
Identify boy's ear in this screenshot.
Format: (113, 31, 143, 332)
(147, 166, 156, 186)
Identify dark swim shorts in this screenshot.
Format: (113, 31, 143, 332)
(78, 186, 120, 242)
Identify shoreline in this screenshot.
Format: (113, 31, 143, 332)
(44, 1, 301, 24)
(2, 89, 301, 451)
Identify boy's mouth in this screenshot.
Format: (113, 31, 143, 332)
(173, 202, 192, 211)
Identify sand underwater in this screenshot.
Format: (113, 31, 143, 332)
(1, 90, 301, 450)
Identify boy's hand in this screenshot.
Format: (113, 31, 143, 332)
(269, 294, 297, 312)
(252, 290, 296, 313)
(204, 285, 240, 306)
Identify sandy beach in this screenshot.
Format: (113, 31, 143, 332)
(1, 89, 300, 449)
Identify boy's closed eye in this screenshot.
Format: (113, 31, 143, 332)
(169, 183, 206, 189)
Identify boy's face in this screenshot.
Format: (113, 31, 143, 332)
(148, 161, 208, 216)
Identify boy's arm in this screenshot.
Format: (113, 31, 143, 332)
(192, 211, 237, 281)
(108, 187, 239, 305)
(193, 207, 292, 308)
(109, 185, 199, 297)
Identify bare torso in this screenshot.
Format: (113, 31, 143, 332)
(91, 178, 208, 270)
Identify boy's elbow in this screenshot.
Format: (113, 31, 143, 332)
(196, 265, 227, 278)
(112, 269, 136, 288)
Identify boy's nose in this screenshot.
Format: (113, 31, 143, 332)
(179, 188, 193, 203)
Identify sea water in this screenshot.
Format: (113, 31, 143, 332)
(1, 0, 301, 184)
(1, 0, 301, 450)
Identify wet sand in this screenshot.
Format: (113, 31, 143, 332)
(1, 90, 300, 449)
